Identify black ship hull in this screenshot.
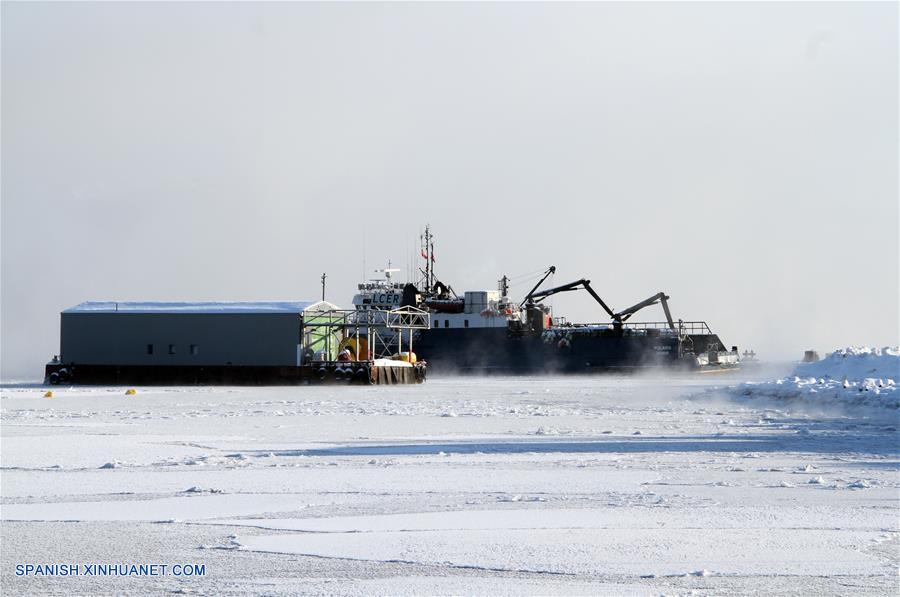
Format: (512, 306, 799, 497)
(415, 327, 735, 373)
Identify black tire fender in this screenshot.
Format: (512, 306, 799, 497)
(352, 368, 368, 384)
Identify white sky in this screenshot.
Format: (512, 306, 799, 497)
(2, 1, 897, 378)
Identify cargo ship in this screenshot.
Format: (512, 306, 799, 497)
(351, 226, 740, 373)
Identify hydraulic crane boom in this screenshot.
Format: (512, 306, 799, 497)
(524, 278, 616, 320)
(518, 266, 556, 309)
(613, 292, 675, 329)
(517, 267, 676, 330)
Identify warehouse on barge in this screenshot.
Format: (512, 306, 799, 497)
(44, 301, 428, 385)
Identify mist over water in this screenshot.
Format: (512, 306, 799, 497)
(2, 2, 897, 379)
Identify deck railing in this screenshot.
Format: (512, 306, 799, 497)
(554, 320, 713, 335)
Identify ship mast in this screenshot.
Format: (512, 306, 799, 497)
(429, 229, 434, 291)
(421, 225, 434, 293)
(499, 275, 509, 298)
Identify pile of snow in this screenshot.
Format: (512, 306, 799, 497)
(794, 347, 899, 381)
(727, 347, 898, 411)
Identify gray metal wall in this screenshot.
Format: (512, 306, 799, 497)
(60, 313, 301, 366)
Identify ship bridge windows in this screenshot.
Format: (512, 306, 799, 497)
(444, 320, 449, 328)
(433, 320, 439, 328)
(190, 344, 199, 355)
(168, 344, 176, 355)
(147, 344, 154, 355)
(464, 319, 469, 328)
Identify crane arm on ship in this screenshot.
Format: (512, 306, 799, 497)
(524, 278, 617, 320)
(518, 266, 556, 309)
(614, 292, 675, 329)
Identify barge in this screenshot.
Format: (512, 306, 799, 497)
(44, 301, 428, 385)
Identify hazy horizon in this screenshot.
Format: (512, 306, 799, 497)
(2, 1, 897, 379)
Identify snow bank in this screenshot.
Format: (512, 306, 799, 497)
(795, 346, 899, 381)
(726, 346, 898, 411)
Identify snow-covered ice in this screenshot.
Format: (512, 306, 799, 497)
(718, 346, 899, 411)
(795, 346, 899, 381)
(2, 368, 897, 595)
